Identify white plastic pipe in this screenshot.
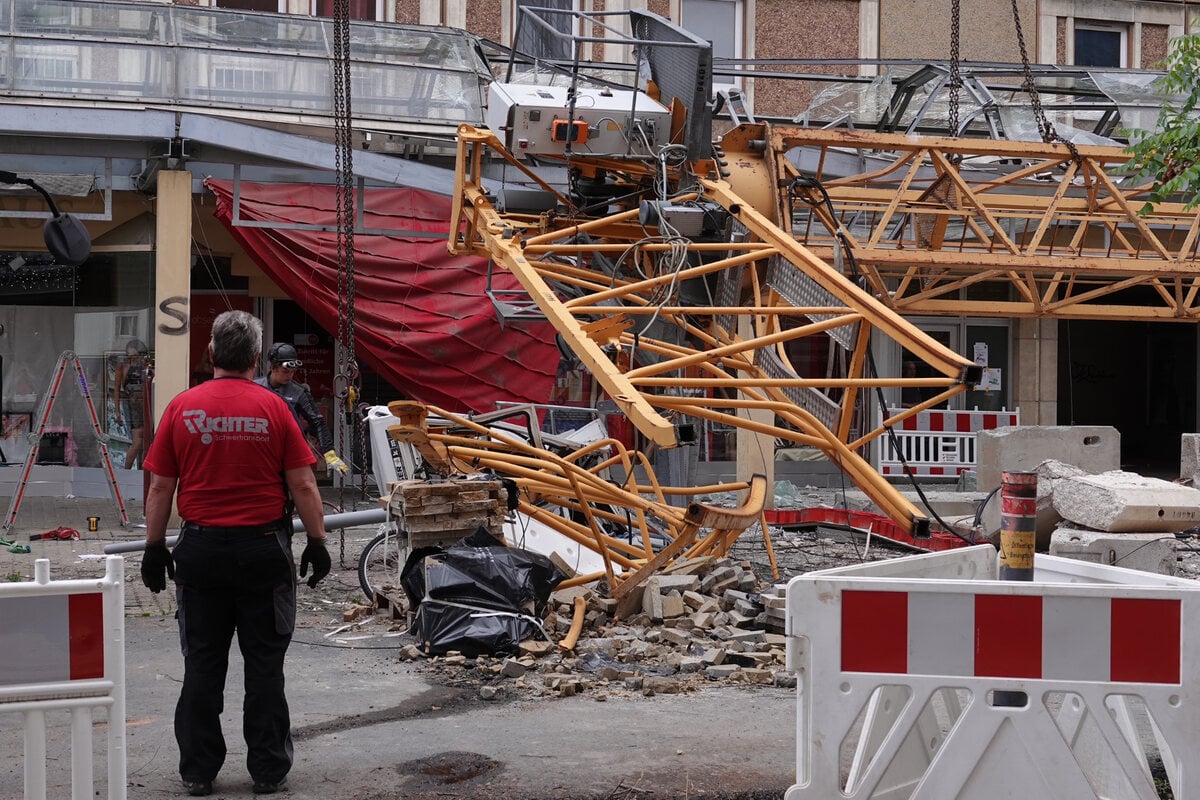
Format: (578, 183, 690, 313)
(102, 508, 389, 554)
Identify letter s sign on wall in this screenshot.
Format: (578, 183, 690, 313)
(159, 296, 190, 335)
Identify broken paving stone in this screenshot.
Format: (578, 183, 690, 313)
(742, 668, 773, 684)
(661, 628, 692, 647)
(519, 640, 554, 657)
(342, 604, 374, 622)
(705, 664, 739, 680)
(500, 659, 526, 678)
(643, 676, 684, 694)
(773, 671, 798, 688)
(594, 596, 619, 615)
(661, 590, 686, 619)
(479, 685, 500, 700)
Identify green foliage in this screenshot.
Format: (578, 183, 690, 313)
(1122, 28, 1200, 214)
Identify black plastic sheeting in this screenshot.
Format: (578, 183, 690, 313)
(401, 528, 567, 657)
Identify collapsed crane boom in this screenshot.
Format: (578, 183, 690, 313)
(449, 123, 980, 536)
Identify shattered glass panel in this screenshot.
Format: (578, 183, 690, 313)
(1090, 70, 1185, 137)
(348, 24, 489, 72)
(995, 106, 1120, 146)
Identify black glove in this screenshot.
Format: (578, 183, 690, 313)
(299, 540, 331, 588)
(141, 541, 175, 593)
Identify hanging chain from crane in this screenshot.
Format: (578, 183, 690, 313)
(332, 0, 357, 566)
(947, 0, 962, 138)
(1010, 0, 1083, 168)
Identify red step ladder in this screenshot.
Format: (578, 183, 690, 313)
(2, 351, 129, 535)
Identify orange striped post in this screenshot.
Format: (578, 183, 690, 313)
(999, 471, 1038, 582)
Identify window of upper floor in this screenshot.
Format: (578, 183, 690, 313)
(1074, 21, 1128, 68)
(512, 0, 576, 62)
(680, 0, 744, 62)
(214, 0, 384, 21)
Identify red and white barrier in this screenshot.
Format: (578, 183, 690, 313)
(0, 556, 126, 800)
(879, 408, 1019, 477)
(785, 546, 1198, 799)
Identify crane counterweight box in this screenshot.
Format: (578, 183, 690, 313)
(485, 83, 672, 158)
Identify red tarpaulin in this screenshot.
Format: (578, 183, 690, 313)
(205, 179, 558, 414)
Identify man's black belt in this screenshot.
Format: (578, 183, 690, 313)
(182, 521, 285, 536)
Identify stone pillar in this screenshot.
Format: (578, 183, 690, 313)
(153, 170, 192, 426)
(1014, 317, 1057, 425)
(735, 316, 774, 500)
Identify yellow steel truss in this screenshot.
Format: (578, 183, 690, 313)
(448, 124, 984, 535)
(759, 127, 1200, 320)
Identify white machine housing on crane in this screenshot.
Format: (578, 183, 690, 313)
(485, 82, 673, 158)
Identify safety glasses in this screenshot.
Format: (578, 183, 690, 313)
(279, 359, 302, 369)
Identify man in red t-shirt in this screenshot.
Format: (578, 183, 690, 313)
(140, 310, 329, 797)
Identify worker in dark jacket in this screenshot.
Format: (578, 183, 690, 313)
(254, 343, 348, 474)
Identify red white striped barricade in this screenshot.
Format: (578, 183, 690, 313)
(879, 408, 1019, 477)
(0, 556, 127, 800)
(785, 545, 1197, 800)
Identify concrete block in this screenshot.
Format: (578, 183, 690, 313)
(1052, 471, 1200, 532)
(976, 426, 1119, 492)
(660, 590, 686, 619)
(1182, 433, 1200, 483)
(1049, 528, 1177, 576)
(980, 460, 1087, 550)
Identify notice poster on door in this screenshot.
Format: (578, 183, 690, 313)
(975, 368, 1002, 391)
(973, 341, 989, 366)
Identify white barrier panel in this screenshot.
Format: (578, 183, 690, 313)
(0, 556, 127, 800)
(879, 408, 1019, 477)
(785, 546, 1199, 800)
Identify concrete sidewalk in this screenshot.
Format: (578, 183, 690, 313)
(0, 494, 799, 800)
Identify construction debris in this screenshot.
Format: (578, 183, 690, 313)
(387, 478, 508, 548)
(1049, 529, 1177, 576)
(382, 552, 798, 697)
(1052, 470, 1200, 533)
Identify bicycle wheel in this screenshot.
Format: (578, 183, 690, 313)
(357, 523, 410, 602)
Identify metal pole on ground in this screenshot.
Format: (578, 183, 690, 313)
(995, 470, 1037, 707)
(999, 471, 1037, 581)
(101, 507, 388, 554)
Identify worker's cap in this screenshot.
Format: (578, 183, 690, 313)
(267, 342, 302, 369)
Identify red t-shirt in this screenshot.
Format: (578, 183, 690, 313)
(143, 377, 316, 526)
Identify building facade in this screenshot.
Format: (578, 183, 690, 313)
(1, 0, 1197, 492)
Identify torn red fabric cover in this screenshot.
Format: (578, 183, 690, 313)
(205, 179, 558, 413)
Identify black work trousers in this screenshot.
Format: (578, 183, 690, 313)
(172, 524, 296, 784)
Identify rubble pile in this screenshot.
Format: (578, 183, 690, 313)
(384, 554, 799, 699)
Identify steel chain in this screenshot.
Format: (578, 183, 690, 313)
(1010, 0, 1084, 169)
(948, 0, 962, 138)
(332, 0, 356, 567)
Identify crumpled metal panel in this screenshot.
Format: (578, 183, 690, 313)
(765, 254, 858, 352)
(758, 346, 841, 432)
